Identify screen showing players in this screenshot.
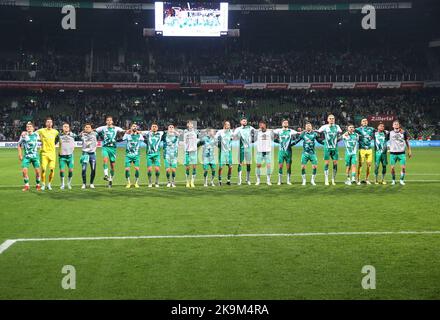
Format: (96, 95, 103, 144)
(155, 2, 229, 37)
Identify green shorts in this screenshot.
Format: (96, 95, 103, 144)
(219, 150, 233, 167)
(59, 154, 74, 170)
(345, 154, 357, 167)
(239, 146, 252, 163)
(21, 156, 40, 169)
(256, 152, 272, 165)
(147, 153, 161, 167)
(164, 155, 178, 169)
(184, 151, 198, 166)
(278, 150, 292, 164)
(375, 152, 388, 167)
(390, 153, 406, 166)
(102, 146, 117, 163)
(125, 155, 140, 167)
(301, 153, 318, 165)
(324, 147, 339, 161)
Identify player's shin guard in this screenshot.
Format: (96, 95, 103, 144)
(148, 170, 152, 184)
(171, 171, 176, 182)
(382, 166, 386, 180)
(211, 170, 215, 182)
(24, 177, 29, 185)
(218, 168, 222, 182)
(324, 164, 329, 181)
(237, 164, 242, 184)
(68, 171, 73, 184)
(391, 167, 396, 181)
(301, 168, 306, 182)
(125, 169, 130, 179)
(166, 171, 171, 182)
(312, 168, 317, 182)
(48, 169, 55, 184)
(227, 166, 232, 181)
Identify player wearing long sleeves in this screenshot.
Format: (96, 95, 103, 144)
(123, 123, 144, 188)
(389, 120, 412, 185)
(373, 122, 389, 185)
(183, 121, 200, 188)
(318, 114, 342, 186)
(233, 117, 256, 185)
(35, 117, 59, 190)
(342, 125, 360, 185)
(18, 122, 41, 191)
(95, 116, 125, 188)
(79, 124, 97, 189)
(254, 121, 274, 186)
(215, 121, 233, 186)
(163, 125, 181, 188)
(294, 123, 322, 186)
(200, 129, 217, 187)
(142, 123, 165, 188)
(58, 122, 77, 190)
(355, 118, 375, 184)
(273, 120, 298, 185)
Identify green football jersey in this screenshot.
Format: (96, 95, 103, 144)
(355, 126, 375, 150)
(374, 131, 388, 154)
(143, 131, 164, 154)
(233, 125, 255, 149)
(215, 129, 233, 153)
(202, 135, 217, 157)
(96, 126, 124, 147)
(318, 124, 342, 149)
(123, 133, 143, 157)
(275, 128, 297, 152)
(18, 132, 39, 158)
(298, 131, 319, 155)
(163, 133, 180, 158)
(343, 132, 359, 156)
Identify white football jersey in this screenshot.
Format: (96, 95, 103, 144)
(255, 129, 274, 153)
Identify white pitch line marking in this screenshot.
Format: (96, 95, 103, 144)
(1, 230, 440, 254)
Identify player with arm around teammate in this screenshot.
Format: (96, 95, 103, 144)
(163, 124, 182, 188)
(58, 122, 77, 190)
(200, 129, 217, 187)
(342, 124, 360, 185)
(79, 123, 98, 189)
(294, 122, 322, 186)
(389, 120, 412, 185)
(273, 119, 298, 185)
(35, 117, 59, 191)
(317, 114, 342, 186)
(18, 122, 41, 191)
(95, 115, 125, 188)
(255, 120, 274, 186)
(183, 120, 200, 188)
(233, 117, 256, 186)
(142, 123, 164, 188)
(123, 123, 144, 188)
(355, 118, 375, 185)
(374, 122, 389, 185)
(215, 121, 233, 186)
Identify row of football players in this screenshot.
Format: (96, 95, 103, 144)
(17, 114, 411, 191)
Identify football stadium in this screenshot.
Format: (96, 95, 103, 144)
(0, 0, 440, 306)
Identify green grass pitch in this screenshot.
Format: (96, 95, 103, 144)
(0, 147, 440, 299)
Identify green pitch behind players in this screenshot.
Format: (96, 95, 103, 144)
(374, 122, 389, 184)
(163, 124, 181, 188)
(294, 122, 322, 186)
(96, 116, 125, 188)
(17, 121, 41, 192)
(200, 129, 217, 187)
(142, 123, 165, 188)
(318, 114, 342, 186)
(342, 124, 360, 185)
(274, 120, 297, 185)
(215, 121, 233, 186)
(123, 123, 144, 188)
(58, 122, 77, 190)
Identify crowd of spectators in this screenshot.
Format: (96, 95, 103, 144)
(1, 89, 439, 141)
(0, 45, 433, 83)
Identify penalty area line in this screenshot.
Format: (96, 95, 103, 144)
(2, 230, 440, 254)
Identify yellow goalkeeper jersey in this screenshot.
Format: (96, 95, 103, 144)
(36, 128, 59, 154)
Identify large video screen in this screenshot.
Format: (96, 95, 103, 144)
(155, 2, 229, 37)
